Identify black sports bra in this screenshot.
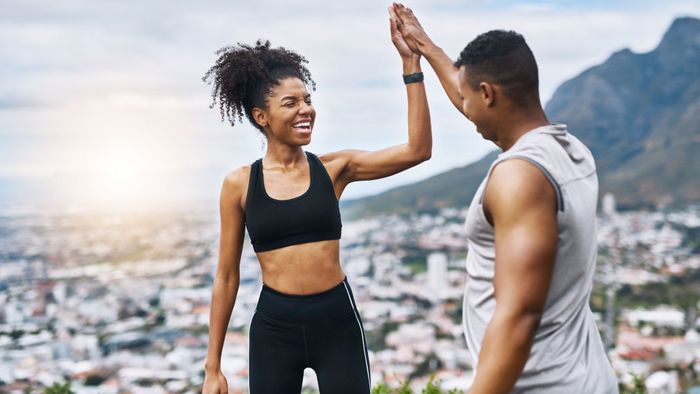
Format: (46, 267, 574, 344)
(244, 151, 342, 253)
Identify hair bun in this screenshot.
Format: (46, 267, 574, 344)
(203, 40, 316, 132)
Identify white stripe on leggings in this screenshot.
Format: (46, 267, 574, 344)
(342, 281, 371, 391)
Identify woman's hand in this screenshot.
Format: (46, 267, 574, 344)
(202, 369, 228, 394)
(391, 3, 432, 54)
(389, 5, 420, 61)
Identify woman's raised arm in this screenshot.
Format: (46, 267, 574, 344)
(322, 9, 431, 193)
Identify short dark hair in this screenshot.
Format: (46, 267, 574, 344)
(454, 30, 539, 106)
(202, 40, 316, 132)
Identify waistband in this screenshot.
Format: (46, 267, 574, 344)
(255, 277, 357, 324)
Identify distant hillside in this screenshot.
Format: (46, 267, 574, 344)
(546, 16, 700, 207)
(344, 16, 700, 218)
(341, 151, 498, 217)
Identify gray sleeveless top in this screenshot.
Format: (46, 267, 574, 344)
(463, 124, 618, 393)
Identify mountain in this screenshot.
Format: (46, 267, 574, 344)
(343, 16, 700, 218)
(341, 151, 498, 217)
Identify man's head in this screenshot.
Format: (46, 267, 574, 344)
(454, 30, 541, 140)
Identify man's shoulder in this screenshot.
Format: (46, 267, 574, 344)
(501, 129, 596, 181)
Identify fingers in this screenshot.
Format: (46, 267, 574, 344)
(389, 6, 407, 43)
(395, 2, 407, 16)
(389, 4, 404, 30)
(388, 6, 399, 30)
(388, 9, 399, 39)
(388, 5, 398, 22)
(391, 3, 406, 24)
(389, 11, 403, 48)
(394, 2, 419, 24)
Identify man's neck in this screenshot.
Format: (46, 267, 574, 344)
(494, 107, 549, 151)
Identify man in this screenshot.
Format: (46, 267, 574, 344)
(389, 4, 618, 393)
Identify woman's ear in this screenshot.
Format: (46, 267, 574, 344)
(252, 107, 268, 128)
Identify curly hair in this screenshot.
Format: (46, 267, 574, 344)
(202, 40, 316, 132)
(454, 30, 539, 106)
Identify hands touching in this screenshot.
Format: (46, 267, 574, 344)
(390, 3, 465, 113)
(389, 4, 419, 60)
(389, 3, 433, 56)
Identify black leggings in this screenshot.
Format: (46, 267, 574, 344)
(248, 277, 371, 393)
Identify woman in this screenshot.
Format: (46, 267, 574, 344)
(202, 13, 429, 394)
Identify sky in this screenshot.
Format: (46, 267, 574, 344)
(1, 0, 699, 210)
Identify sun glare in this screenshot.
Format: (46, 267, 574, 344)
(96, 142, 150, 205)
(56, 92, 196, 208)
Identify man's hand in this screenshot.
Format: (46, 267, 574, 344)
(391, 3, 433, 55)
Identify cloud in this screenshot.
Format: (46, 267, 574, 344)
(0, 97, 46, 110)
(1, 0, 699, 202)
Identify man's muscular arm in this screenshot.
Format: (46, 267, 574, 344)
(468, 159, 558, 394)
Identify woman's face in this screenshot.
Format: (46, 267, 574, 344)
(258, 77, 315, 146)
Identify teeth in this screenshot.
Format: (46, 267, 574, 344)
(293, 122, 311, 128)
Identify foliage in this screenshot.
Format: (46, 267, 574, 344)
(615, 268, 700, 310)
(402, 256, 428, 274)
(411, 354, 443, 380)
(371, 382, 392, 394)
(684, 225, 700, 253)
(371, 381, 411, 394)
(421, 376, 441, 393)
(365, 321, 400, 350)
(619, 374, 647, 394)
(44, 382, 75, 394)
(371, 376, 464, 394)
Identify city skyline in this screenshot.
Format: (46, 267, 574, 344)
(2, 204, 699, 391)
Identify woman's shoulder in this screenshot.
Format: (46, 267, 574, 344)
(314, 149, 358, 167)
(221, 165, 253, 198)
(313, 150, 354, 177)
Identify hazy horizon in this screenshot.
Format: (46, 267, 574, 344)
(2, 0, 699, 209)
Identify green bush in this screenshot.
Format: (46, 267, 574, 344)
(44, 382, 75, 394)
(371, 376, 464, 394)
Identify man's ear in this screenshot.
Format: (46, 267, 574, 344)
(252, 107, 267, 128)
(480, 82, 495, 107)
